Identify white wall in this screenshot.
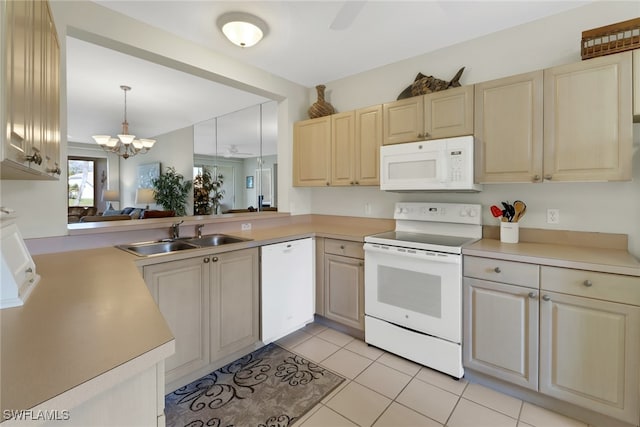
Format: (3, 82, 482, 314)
(2, 0, 309, 239)
(308, 1, 640, 257)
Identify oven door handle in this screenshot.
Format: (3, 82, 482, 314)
(363, 243, 461, 264)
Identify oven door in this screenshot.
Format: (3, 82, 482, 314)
(364, 243, 462, 343)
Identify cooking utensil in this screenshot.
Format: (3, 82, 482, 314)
(490, 205, 503, 218)
(501, 202, 515, 222)
(513, 200, 527, 222)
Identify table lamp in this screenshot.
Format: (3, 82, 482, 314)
(102, 189, 120, 211)
(135, 188, 155, 210)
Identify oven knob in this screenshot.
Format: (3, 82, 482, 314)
(459, 208, 468, 217)
(468, 208, 477, 217)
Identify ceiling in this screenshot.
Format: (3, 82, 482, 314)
(68, 1, 591, 154)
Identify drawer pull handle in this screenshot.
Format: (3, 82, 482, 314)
(528, 292, 536, 299)
(583, 280, 593, 287)
(494, 267, 501, 273)
(212, 257, 218, 262)
(204, 257, 210, 263)
(542, 294, 551, 301)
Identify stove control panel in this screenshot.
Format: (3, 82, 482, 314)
(394, 202, 482, 225)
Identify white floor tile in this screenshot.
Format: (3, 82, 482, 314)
(376, 352, 422, 376)
(320, 348, 372, 379)
(462, 383, 522, 419)
(373, 402, 443, 427)
(276, 329, 313, 350)
(325, 381, 391, 426)
(344, 339, 385, 360)
(316, 328, 355, 347)
(416, 366, 468, 395)
(299, 405, 358, 427)
(396, 378, 459, 424)
(321, 379, 350, 404)
(301, 323, 328, 336)
(355, 361, 412, 399)
(292, 336, 340, 364)
(520, 403, 588, 427)
(447, 398, 518, 427)
(292, 403, 322, 426)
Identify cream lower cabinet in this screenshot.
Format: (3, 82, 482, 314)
(464, 256, 640, 425)
(144, 248, 259, 388)
(539, 266, 640, 425)
(210, 248, 259, 362)
(463, 256, 540, 390)
(323, 239, 365, 331)
(382, 85, 474, 145)
(144, 257, 210, 385)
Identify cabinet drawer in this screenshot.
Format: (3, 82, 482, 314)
(541, 266, 640, 306)
(324, 239, 364, 259)
(464, 256, 539, 289)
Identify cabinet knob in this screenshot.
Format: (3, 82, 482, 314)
(355, 181, 359, 185)
(424, 132, 430, 139)
(212, 257, 218, 262)
(533, 175, 541, 182)
(542, 294, 551, 301)
(326, 182, 330, 186)
(494, 267, 501, 273)
(544, 174, 553, 180)
(340, 245, 345, 250)
(203, 257, 210, 263)
(417, 133, 423, 139)
(350, 181, 354, 185)
(528, 292, 537, 299)
(583, 280, 593, 287)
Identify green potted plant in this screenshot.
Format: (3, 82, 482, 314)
(193, 168, 214, 215)
(152, 167, 192, 216)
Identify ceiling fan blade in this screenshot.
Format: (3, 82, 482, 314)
(329, 1, 366, 30)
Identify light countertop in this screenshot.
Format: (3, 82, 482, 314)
(464, 239, 640, 277)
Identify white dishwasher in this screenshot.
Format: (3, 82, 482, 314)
(261, 237, 315, 344)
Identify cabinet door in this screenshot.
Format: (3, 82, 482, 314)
(355, 105, 382, 186)
(634, 49, 640, 121)
(539, 291, 640, 424)
(331, 111, 355, 186)
(143, 257, 210, 385)
(293, 116, 331, 186)
(210, 248, 259, 361)
(43, 3, 60, 177)
(474, 71, 543, 183)
(4, 0, 32, 165)
(424, 85, 474, 139)
(324, 254, 364, 331)
(463, 278, 539, 390)
(544, 51, 632, 181)
(382, 96, 423, 145)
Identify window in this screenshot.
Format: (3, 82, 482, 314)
(68, 158, 96, 207)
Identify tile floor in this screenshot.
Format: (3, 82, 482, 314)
(276, 323, 589, 427)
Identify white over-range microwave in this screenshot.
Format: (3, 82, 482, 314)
(380, 135, 482, 192)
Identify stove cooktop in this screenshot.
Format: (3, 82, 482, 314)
(365, 231, 478, 254)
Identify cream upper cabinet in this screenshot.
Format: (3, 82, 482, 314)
(383, 85, 474, 145)
(331, 111, 356, 186)
(354, 105, 382, 186)
(474, 70, 544, 183)
(2, 0, 60, 180)
(293, 116, 331, 186)
(634, 49, 640, 121)
(543, 51, 633, 182)
(295, 106, 382, 187)
(210, 248, 259, 362)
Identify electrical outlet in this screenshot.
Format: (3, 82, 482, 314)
(241, 223, 252, 231)
(547, 209, 560, 224)
(364, 203, 372, 215)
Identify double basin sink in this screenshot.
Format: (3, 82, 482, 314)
(118, 234, 251, 256)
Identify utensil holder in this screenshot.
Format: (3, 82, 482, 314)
(500, 222, 519, 243)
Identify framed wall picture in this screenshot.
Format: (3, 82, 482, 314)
(246, 175, 254, 189)
(138, 162, 160, 189)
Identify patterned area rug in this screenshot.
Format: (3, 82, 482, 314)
(165, 343, 345, 427)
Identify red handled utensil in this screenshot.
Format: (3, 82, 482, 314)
(490, 205, 503, 218)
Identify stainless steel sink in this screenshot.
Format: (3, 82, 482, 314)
(184, 234, 251, 247)
(118, 234, 251, 256)
(118, 240, 200, 256)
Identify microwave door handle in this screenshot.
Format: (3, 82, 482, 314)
(439, 150, 449, 183)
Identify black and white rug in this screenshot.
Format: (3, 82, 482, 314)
(165, 343, 345, 427)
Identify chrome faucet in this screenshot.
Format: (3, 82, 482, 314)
(170, 220, 184, 240)
(196, 224, 204, 239)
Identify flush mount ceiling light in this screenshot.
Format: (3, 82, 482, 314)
(217, 12, 269, 47)
(92, 85, 156, 160)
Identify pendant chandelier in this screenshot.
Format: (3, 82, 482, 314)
(92, 85, 156, 159)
